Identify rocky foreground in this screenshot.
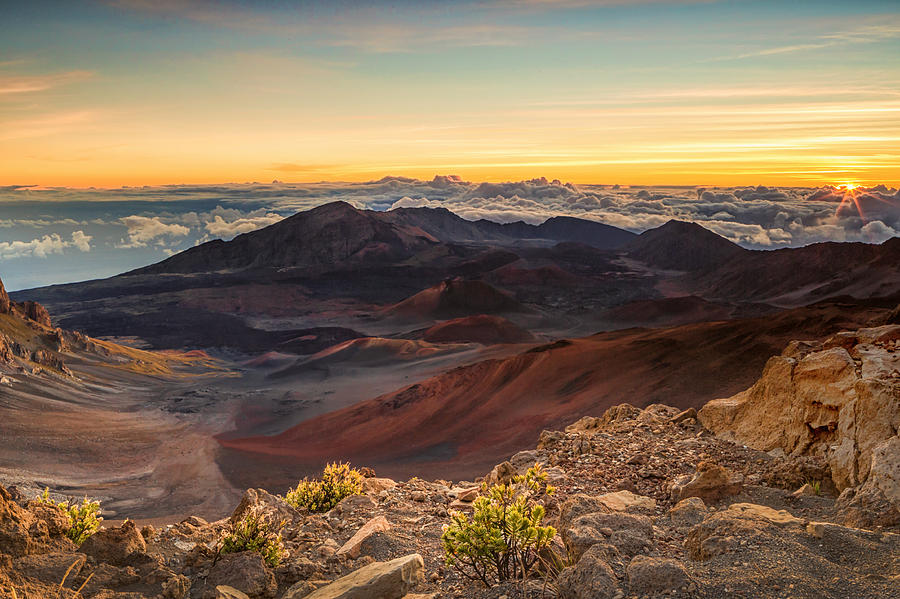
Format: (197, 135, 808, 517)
(1, 325, 899, 599)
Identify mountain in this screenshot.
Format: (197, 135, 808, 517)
(132, 201, 440, 275)
(383, 278, 528, 322)
(624, 220, 747, 271)
(132, 202, 636, 276)
(383, 207, 636, 249)
(694, 237, 900, 303)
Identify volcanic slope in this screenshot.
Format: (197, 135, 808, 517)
(218, 298, 894, 488)
(628, 219, 900, 305)
(0, 274, 236, 520)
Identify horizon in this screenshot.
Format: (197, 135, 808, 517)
(3, 1, 900, 187)
(1, 175, 898, 291)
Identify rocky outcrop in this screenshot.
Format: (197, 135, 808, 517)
(22, 300, 52, 327)
(699, 325, 900, 524)
(0, 275, 9, 313)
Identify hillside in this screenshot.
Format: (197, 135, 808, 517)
(218, 299, 890, 486)
(624, 220, 747, 271)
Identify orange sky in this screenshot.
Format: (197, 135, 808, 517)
(2, 1, 899, 188)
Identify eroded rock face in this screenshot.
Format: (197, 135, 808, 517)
(0, 276, 10, 314)
(699, 326, 900, 522)
(22, 300, 52, 327)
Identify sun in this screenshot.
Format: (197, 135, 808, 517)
(838, 182, 860, 191)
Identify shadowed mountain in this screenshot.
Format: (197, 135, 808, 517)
(131, 201, 440, 275)
(624, 220, 747, 271)
(624, 220, 900, 305)
(694, 237, 900, 304)
(133, 203, 635, 276)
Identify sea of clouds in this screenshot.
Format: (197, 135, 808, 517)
(0, 177, 897, 290)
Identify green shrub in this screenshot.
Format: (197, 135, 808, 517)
(38, 488, 103, 545)
(441, 463, 557, 587)
(284, 462, 363, 513)
(221, 514, 286, 568)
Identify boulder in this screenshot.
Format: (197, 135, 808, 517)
(563, 511, 653, 561)
(556, 544, 620, 599)
(337, 516, 392, 559)
(626, 555, 689, 594)
(302, 553, 424, 599)
(216, 587, 251, 599)
(556, 494, 612, 532)
(667, 497, 707, 529)
(206, 552, 277, 598)
(361, 478, 396, 495)
(230, 488, 299, 529)
(79, 520, 148, 567)
(685, 503, 804, 561)
(670, 461, 743, 503)
(594, 490, 656, 514)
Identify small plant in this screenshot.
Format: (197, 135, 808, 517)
(807, 478, 822, 496)
(220, 513, 286, 568)
(284, 462, 363, 513)
(441, 463, 557, 587)
(38, 488, 102, 545)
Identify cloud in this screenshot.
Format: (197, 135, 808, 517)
(860, 220, 898, 243)
(205, 213, 284, 238)
(720, 20, 900, 61)
(1, 179, 897, 259)
(71, 230, 93, 252)
(0, 231, 92, 259)
(0, 70, 93, 96)
(118, 216, 190, 248)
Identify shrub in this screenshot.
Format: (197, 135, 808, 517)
(441, 463, 557, 587)
(38, 488, 103, 545)
(220, 514, 286, 568)
(284, 462, 363, 513)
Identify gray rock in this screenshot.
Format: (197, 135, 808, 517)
(626, 555, 689, 594)
(556, 544, 620, 599)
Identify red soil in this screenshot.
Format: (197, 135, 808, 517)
(218, 299, 889, 483)
(423, 315, 535, 345)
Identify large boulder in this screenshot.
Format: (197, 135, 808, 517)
(301, 553, 424, 599)
(336, 516, 392, 559)
(626, 555, 689, 595)
(699, 327, 900, 513)
(556, 544, 620, 599)
(563, 511, 653, 561)
(206, 551, 277, 598)
(79, 520, 147, 566)
(670, 461, 743, 503)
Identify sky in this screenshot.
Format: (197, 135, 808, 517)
(1, 0, 900, 188)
